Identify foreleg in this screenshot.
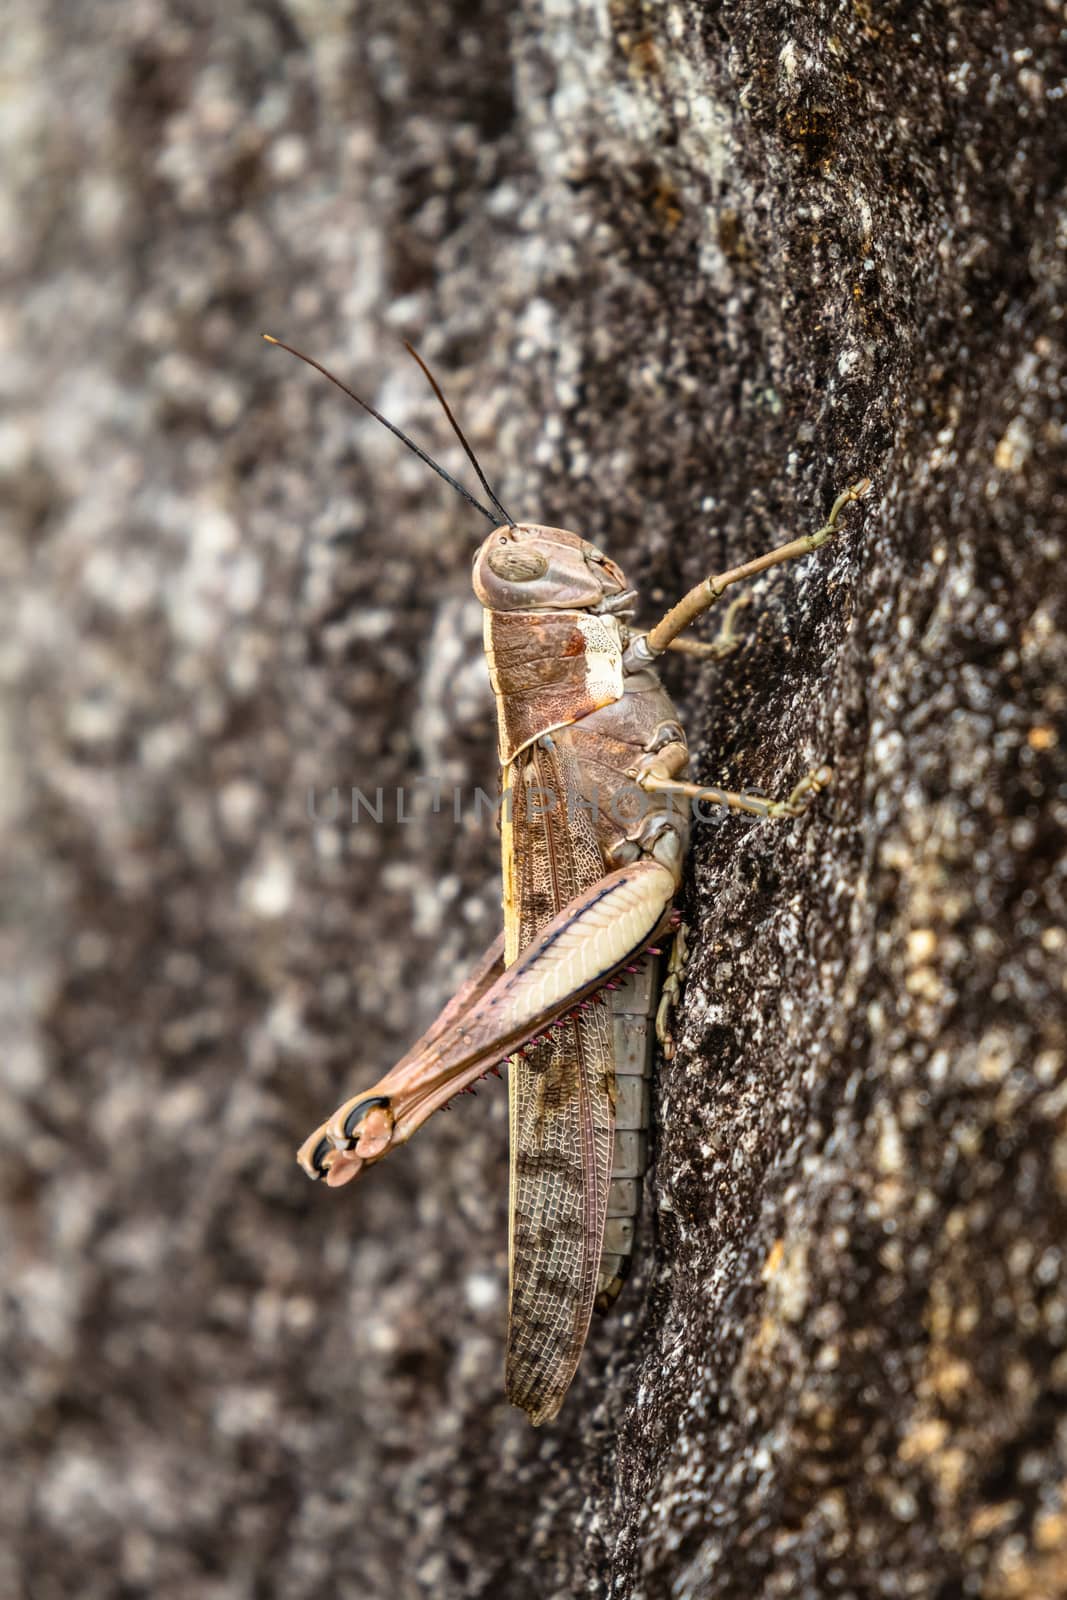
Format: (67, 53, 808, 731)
(626, 479, 870, 666)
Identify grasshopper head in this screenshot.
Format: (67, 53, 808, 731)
(473, 524, 635, 615)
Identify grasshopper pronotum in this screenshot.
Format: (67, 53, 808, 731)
(265, 334, 869, 1423)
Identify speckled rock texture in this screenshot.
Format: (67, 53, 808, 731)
(3, 3, 1066, 1597)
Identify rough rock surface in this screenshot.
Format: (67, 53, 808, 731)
(3, 3, 1066, 1597)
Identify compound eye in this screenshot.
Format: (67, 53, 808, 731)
(486, 544, 549, 582)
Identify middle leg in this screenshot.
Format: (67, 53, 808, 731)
(638, 764, 833, 821)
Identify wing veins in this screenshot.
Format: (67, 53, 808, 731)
(504, 739, 615, 1422)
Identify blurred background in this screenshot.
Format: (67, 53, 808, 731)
(3, 4, 1066, 1599)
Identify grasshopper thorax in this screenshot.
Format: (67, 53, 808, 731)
(473, 524, 634, 616)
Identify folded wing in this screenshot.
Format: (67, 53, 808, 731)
(503, 737, 615, 1424)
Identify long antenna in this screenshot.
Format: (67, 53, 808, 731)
(262, 335, 497, 524)
(403, 342, 514, 526)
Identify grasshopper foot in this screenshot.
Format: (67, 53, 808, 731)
(765, 763, 833, 818)
(700, 592, 750, 659)
(296, 1095, 395, 1184)
(295, 1131, 336, 1182)
(667, 594, 751, 661)
(655, 921, 690, 1060)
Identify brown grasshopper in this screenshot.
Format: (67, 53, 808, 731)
(265, 333, 869, 1424)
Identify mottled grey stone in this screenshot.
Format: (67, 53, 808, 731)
(3, 2, 1066, 1598)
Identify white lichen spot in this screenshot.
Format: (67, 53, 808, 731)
(218, 778, 262, 839)
(284, 1296, 316, 1333)
(243, 852, 294, 918)
(363, 1314, 400, 1355)
(875, 1106, 905, 1176)
(1018, 68, 1044, 104)
(907, 928, 938, 964)
(268, 135, 307, 180)
(140, 721, 192, 771)
(155, 1081, 209, 1131)
(994, 416, 1032, 473)
(778, 40, 799, 79)
(515, 297, 557, 358)
(213, 1385, 278, 1438)
(225, 551, 262, 614)
(38, 1450, 115, 1528)
(464, 1271, 500, 1312)
(66, 695, 125, 745)
(774, 1240, 810, 1323)
(84, 547, 159, 615)
(976, 1028, 1015, 1084)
